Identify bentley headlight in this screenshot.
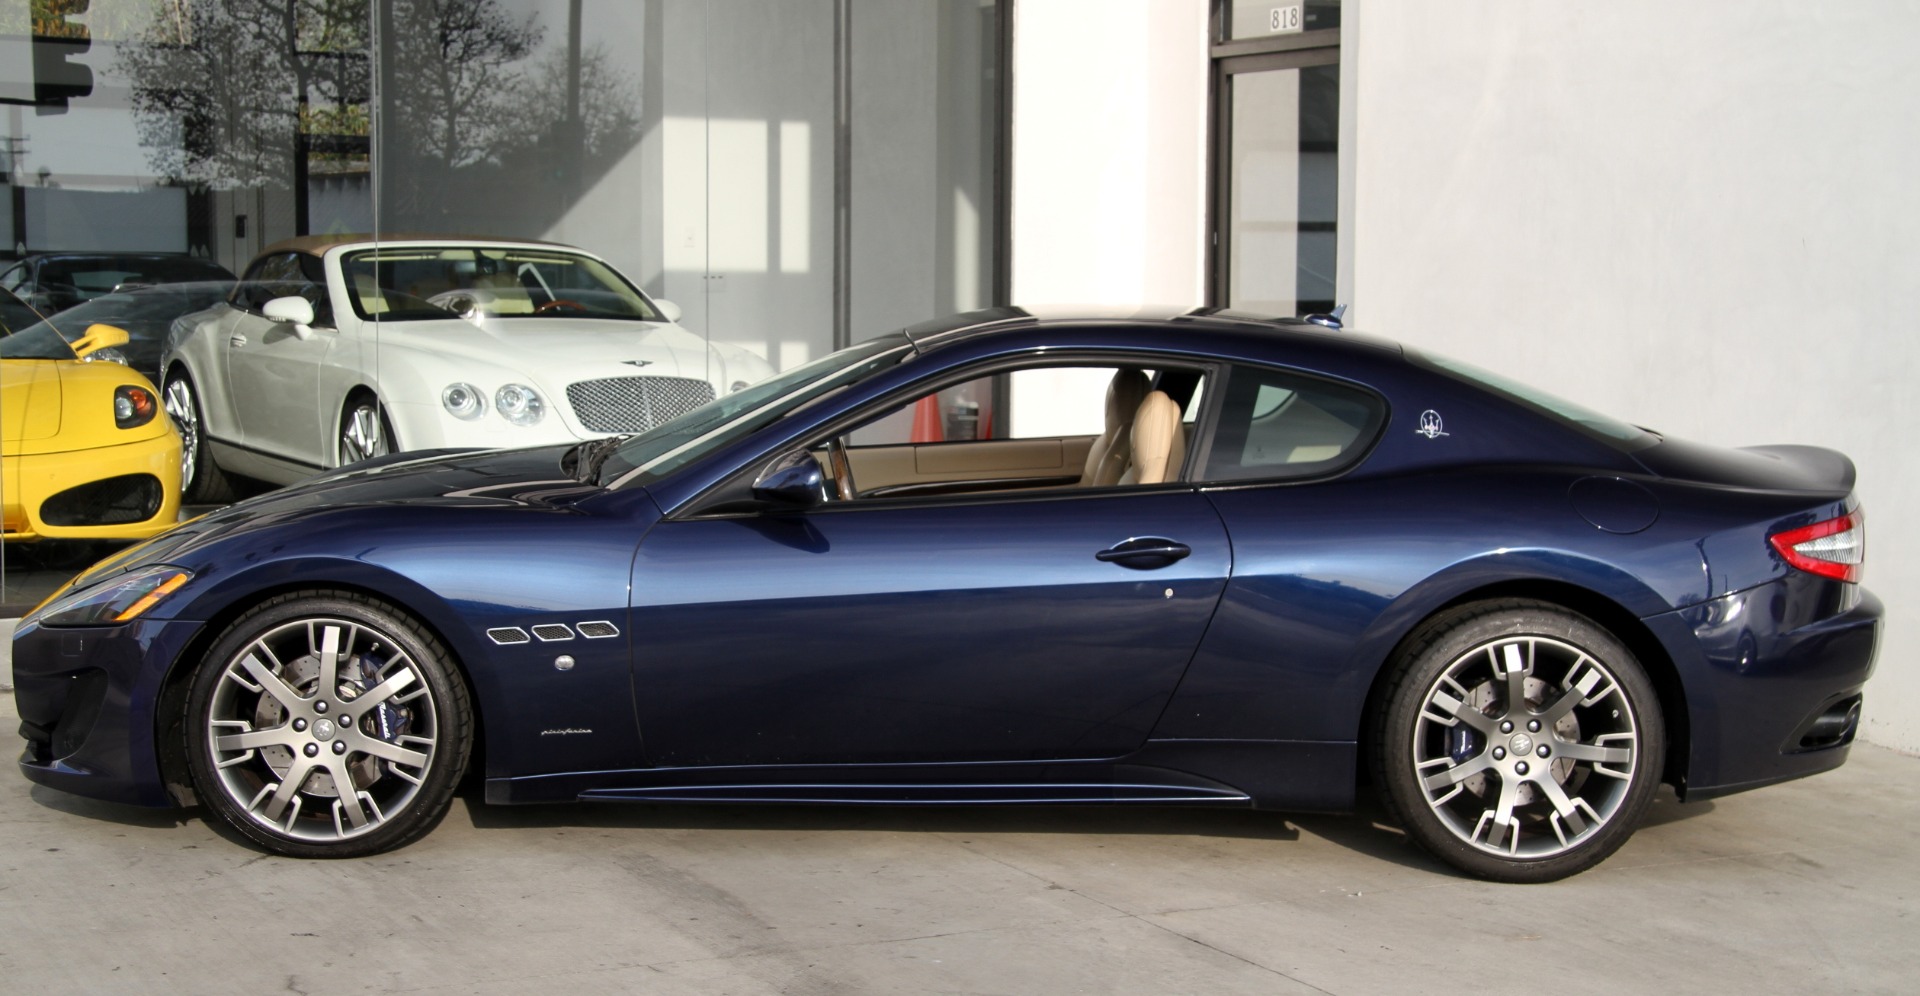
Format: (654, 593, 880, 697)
(442, 382, 485, 420)
(729, 380, 750, 394)
(496, 383, 545, 426)
(33, 565, 193, 627)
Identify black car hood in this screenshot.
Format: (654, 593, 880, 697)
(66, 445, 609, 590)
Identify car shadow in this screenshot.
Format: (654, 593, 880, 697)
(28, 784, 193, 829)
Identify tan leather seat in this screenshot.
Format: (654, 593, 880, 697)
(1080, 368, 1151, 486)
(1120, 391, 1186, 486)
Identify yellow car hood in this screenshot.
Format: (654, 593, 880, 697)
(1, 361, 63, 444)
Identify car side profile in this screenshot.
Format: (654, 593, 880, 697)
(159, 235, 773, 501)
(14, 307, 1877, 882)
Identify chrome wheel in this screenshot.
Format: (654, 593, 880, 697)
(339, 399, 392, 466)
(164, 376, 200, 489)
(1376, 601, 1664, 882)
(1413, 634, 1639, 859)
(187, 593, 470, 855)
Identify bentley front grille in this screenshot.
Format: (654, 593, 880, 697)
(566, 376, 716, 433)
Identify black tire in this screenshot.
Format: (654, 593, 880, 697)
(163, 371, 235, 504)
(1372, 599, 1665, 882)
(338, 394, 396, 468)
(183, 590, 472, 858)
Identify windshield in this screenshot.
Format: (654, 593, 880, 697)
(1411, 348, 1657, 448)
(601, 336, 914, 487)
(0, 321, 77, 360)
(341, 247, 663, 323)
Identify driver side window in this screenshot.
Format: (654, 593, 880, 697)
(813, 362, 1206, 502)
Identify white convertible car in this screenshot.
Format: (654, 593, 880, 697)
(160, 236, 772, 501)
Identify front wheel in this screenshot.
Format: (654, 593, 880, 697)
(339, 395, 396, 468)
(1373, 600, 1665, 882)
(183, 591, 472, 857)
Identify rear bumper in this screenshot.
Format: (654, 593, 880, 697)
(1650, 578, 1881, 800)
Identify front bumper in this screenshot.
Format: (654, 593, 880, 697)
(13, 614, 202, 808)
(2, 435, 182, 542)
(1650, 576, 1882, 800)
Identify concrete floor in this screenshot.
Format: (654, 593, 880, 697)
(1, 689, 1915, 995)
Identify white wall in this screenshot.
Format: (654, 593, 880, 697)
(1347, 1, 1920, 751)
(1011, 0, 1208, 305)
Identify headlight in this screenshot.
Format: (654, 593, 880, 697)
(496, 383, 545, 426)
(33, 565, 193, 627)
(84, 347, 130, 366)
(114, 385, 159, 428)
(729, 380, 750, 394)
(442, 382, 485, 420)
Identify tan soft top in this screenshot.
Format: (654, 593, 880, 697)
(260, 233, 580, 257)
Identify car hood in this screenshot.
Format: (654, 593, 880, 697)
(65, 444, 612, 588)
(371, 316, 726, 381)
(1, 360, 64, 443)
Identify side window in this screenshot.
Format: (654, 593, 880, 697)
(235, 253, 328, 324)
(1202, 364, 1385, 482)
(821, 362, 1206, 500)
(0, 264, 24, 293)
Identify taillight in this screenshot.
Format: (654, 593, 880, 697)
(1769, 510, 1864, 583)
(114, 385, 158, 429)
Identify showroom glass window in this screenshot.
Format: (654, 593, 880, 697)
(0, 1, 1008, 602)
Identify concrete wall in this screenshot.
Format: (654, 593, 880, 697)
(1346, 1, 1920, 751)
(1010, 0, 1208, 305)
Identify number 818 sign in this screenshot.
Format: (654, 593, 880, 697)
(1268, 4, 1303, 34)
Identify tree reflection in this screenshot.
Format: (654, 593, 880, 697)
(122, 0, 643, 234)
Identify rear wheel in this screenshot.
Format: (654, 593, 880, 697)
(183, 591, 472, 857)
(1373, 600, 1665, 882)
(163, 372, 235, 504)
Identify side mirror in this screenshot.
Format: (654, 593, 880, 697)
(69, 322, 131, 359)
(263, 295, 316, 340)
(750, 450, 829, 507)
(653, 298, 683, 323)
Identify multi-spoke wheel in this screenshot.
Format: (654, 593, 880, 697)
(184, 592, 471, 857)
(339, 396, 394, 468)
(163, 372, 235, 504)
(1374, 600, 1665, 882)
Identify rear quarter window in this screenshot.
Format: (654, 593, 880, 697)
(1202, 364, 1387, 482)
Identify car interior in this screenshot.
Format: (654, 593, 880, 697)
(802, 361, 1382, 503)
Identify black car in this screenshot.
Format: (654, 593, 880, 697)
(6, 280, 234, 384)
(0, 253, 236, 316)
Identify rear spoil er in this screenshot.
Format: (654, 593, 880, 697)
(485, 739, 1358, 812)
(1647, 579, 1881, 800)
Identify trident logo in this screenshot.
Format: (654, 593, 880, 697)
(1416, 410, 1449, 439)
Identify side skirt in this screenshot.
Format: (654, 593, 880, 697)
(484, 739, 1358, 812)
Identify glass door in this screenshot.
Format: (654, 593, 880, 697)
(1209, 3, 1341, 316)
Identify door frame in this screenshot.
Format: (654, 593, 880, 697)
(1205, 6, 1342, 308)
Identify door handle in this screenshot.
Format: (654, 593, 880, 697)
(1095, 537, 1192, 568)
(229, 333, 247, 348)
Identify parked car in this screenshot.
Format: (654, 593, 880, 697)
(13, 306, 1876, 881)
(159, 235, 773, 502)
(0, 252, 236, 316)
(1, 289, 181, 542)
(4, 280, 234, 385)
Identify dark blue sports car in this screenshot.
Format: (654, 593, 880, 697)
(12, 307, 1878, 881)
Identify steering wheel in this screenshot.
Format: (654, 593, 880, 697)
(827, 438, 855, 501)
(534, 298, 589, 314)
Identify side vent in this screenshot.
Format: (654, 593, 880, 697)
(532, 623, 576, 642)
(486, 627, 531, 646)
(576, 620, 620, 639)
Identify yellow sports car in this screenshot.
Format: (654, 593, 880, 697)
(2, 318, 182, 542)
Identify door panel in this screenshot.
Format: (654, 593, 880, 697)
(628, 491, 1230, 767)
(225, 313, 334, 467)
